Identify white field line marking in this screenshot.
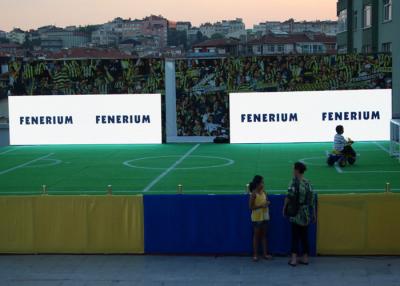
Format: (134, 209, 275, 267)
(24, 159, 62, 168)
(374, 141, 390, 155)
(142, 144, 200, 192)
(342, 170, 400, 174)
(0, 148, 17, 155)
(124, 155, 234, 170)
(0, 153, 54, 175)
(325, 150, 343, 173)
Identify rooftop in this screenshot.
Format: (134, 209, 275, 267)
(193, 38, 241, 48)
(45, 48, 134, 60)
(248, 33, 336, 45)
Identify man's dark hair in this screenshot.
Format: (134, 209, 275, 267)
(294, 162, 307, 174)
(336, 125, 344, 134)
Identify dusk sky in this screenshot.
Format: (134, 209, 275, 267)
(0, 0, 337, 31)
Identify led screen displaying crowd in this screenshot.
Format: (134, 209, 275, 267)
(175, 54, 392, 137)
(1, 58, 164, 96)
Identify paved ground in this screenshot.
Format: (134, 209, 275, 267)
(0, 255, 399, 286)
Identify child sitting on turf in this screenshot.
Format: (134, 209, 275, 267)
(249, 175, 272, 262)
(328, 125, 356, 167)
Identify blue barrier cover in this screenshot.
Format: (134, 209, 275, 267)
(143, 194, 316, 255)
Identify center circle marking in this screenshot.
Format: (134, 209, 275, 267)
(123, 155, 235, 170)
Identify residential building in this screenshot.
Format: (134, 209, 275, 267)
(247, 32, 336, 55)
(253, 19, 338, 36)
(187, 28, 201, 44)
(199, 19, 246, 39)
(91, 27, 120, 47)
(40, 28, 90, 51)
(253, 21, 282, 34)
(36, 25, 58, 38)
(92, 15, 168, 49)
(121, 20, 143, 41)
(118, 39, 140, 55)
(337, 0, 395, 53)
(45, 47, 133, 60)
(0, 43, 22, 54)
(176, 22, 192, 34)
(192, 38, 241, 56)
(6, 28, 26, 44)
(131, 36, 164, 57)
(336, 0, 398, 118)
(141, 15, 168, 48)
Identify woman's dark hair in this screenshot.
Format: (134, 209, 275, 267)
(294, 162, 307, 174)
(336, 125, 344, 134)
(249, 175, 263, 192)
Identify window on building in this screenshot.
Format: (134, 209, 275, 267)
(268, 45, 275, 53)
(354, 11, 358, 30)
(254, 45, 261, 54)
(382, 42, 392, 52)
(338, 9, 348, 32)
(383, 0, 392, 21)
(302, 45, 311, 53)
(277, 44, 284, 53)
(364, 5, 372, 28)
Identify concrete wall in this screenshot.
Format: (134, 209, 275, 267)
(0, 97, 9, 146)
(378, 0, 395, 51)
(352, 0, 364, 52)
(0, 124, 9, 146)
(0, 97, 8, 123)
(393, 0, 400, 118)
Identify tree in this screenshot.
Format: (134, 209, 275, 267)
(191, 31, 208, 45)
(167, 29, 188, 49)
(211, 33, 225, 40)
(22, 38, 41, 50)
(77, 25, 101, 34)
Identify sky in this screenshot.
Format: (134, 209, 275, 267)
(0, 0, 337, 31)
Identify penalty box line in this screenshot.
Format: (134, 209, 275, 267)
(142, 144, 200, 192)
(0, 153, 55, 176)
(374, 141, 390, 155)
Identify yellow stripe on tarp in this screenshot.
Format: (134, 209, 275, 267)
(0, 196, 144, 254)
(317, 193, 400, 255)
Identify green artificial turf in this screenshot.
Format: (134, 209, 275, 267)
(0, 142, 399, 196)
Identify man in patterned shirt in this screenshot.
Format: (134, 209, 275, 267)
(283, 162, 316, 267)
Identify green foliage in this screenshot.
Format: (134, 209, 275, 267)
(167, 29, 188, 49)
(210, 33, 225, 40)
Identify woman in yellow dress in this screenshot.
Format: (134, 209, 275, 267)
(249, 175, 272, 261)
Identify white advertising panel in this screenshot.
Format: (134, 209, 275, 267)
(9, 94, 162, 145)
(229, 90, 392, 143)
